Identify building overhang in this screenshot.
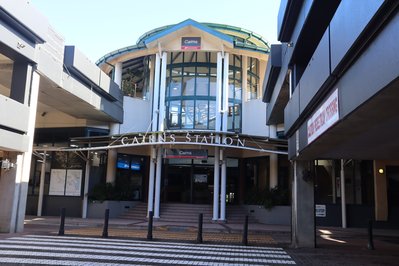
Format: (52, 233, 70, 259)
(34, 130, 288, 157)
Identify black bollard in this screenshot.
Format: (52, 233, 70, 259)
(368, 219, 375, 250)
(102, 209, 110, 238)
(242, 215, 248, 246)
(147, 211, 153, 240)
(58, 207, 66, 236)
(197, 213, 203, 243)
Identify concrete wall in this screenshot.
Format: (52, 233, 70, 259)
(120, 97, 152, 133)
(88, 201, 139, 218)
(243, 205, 291, 225)
(242, 99, 270, 137)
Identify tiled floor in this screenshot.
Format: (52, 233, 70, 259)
(0, 235, 296, 265)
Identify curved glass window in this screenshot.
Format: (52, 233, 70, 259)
(165, 52, 242, 132)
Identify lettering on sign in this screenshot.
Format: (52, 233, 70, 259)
(119, 132, 246, 148)
(307, 89, 339, 144)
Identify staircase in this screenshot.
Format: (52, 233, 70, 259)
(119, 202, 258, 224)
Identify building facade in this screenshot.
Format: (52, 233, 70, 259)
(264, 0, 399, 247)
(13, 16, 290, 223)
(85, 19, 288, 221)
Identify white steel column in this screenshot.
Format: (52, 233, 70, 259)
(212, 146, 220, 221)
(15, 69, 40, 232)
(222, 53, 229, 132)
(82, 153, 91, 218)
(37, 151, 46, 216)
(269, 125, 278, 189)
(216, 52, 223, 132)
(152, 53, 161, 131)
(114, 62, 123, 87)
(242, 56, 248, 102)
(220, 149, 226, 221)
(158, 52, 167, 131)
(154, 147, 162, 218)
(341, 159, 347, 228)
(147, 147, 156, 216)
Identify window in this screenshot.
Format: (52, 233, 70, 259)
(165, 52, 242, 132)
(121, 56, 151, 99)
(247, 57, 259, 100)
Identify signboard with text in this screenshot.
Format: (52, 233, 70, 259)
(307, 89, 339, 144)
(181, 37, 201, 50)
(165, 149, 207, 159)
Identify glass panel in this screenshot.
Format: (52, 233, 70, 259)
(210, 76, 217, 97)
(228, 83, 235, 99)
(235, 81, 242, 100)
(195, 100, 208, 129)
(197, 66, 209, 76)
(184, 52, 196, 63)
(169, 76, 182, 97)
(209, 100, 216, 130)
(235, 69, 242, 82)
(183, 66, 196, 76)
(234, 104, 241, 132)
(167, 101, 181, 129)
(196, 76, 209, 96)
(227, 102, 234, 131)
(171, 52, 183, 64)
(181, 100, 194, 129)
(182, 77, 195, 96)
(197, 52, 208, 63)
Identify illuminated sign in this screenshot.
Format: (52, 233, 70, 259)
(181, 37, 201, 50)
(164, 149, 208, 159)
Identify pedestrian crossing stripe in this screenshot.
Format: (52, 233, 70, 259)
(0, 235, 296, 265)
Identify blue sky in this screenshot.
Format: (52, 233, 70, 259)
(29, 0, 281, 62)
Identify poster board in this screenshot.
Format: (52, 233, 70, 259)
(49, 169, 66, 195)
(49, 169, 82, 196)
(65, 169, 82, 196)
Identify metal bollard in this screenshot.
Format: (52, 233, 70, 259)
(147, 211, 153, 240)
(242, 215, 248, 246)
(197, 213, 203, 243)
(368, 220, 375, 250)
(102, 209, 110, 238)
(58, 207, 66, 236)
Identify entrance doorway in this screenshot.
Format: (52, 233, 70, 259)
(162, 158, 239, 204)
(163, 164, 213, 204)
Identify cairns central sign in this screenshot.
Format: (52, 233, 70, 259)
(119, 132, 246, 148)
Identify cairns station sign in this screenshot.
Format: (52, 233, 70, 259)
(118, 132, 246, 148)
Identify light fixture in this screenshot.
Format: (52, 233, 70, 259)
(378, 168, 384, 174)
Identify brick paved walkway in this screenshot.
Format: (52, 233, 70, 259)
(64, 227, 277, 246)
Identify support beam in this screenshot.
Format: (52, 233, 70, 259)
(291, 160, 315, 248)
(220, 148, 226, 221)
(154, 147, 162, 218)
(340, 159, 347, 228)
(37, 151, 46, 216)
(147, 147, 156, 216)
(216, 52, 223, 131)
(373, 160, 388, 221)
(212, 146, 220, 221)
(82, 153, 91, 218)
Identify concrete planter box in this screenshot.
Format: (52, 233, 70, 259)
(243, 205, 291, 225)
(87, 200, 138, 218)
